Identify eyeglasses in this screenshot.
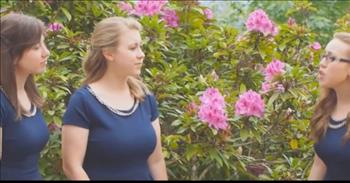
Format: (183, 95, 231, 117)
(320, 53, 350, 63)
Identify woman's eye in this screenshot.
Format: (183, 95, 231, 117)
(329, 56, 336, 62)
(32, 43, 41, 49)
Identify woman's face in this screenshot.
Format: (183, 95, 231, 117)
(106, 29, 145, 77)
(16, 35, 50, 75)
(318, 38, 350, 89)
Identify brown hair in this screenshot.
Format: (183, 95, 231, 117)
(1, 13, 45, 120)
(83, 16, 149, 100)
(310, 32, 350, 143)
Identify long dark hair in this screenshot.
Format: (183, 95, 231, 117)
(310, 32, 350, 143)
(1, 13, 46, 119)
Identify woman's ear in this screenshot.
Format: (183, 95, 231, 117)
(102, 48, 114, 62)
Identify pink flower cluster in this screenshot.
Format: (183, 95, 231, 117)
(117, 0, 179, 28)
(245, 9, 278, 36)
(198, 88, 228, 130)
(47, 22, 64, 32)
(261, 60, 286, 93)
(235, 90, 265, 118)
(134, 0, 167, 16)
(261, 81, 271, 93)
(118, 1, 133, 14)
(161, 9, 179, 27)
(264, 59, 285, 81)
(203, 8, 213, 20)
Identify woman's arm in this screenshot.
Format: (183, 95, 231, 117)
(0, 127, 2, 160)
(62, 125, 90, 180)
(147, 118, 168, 180)
(308, 153, 327, 180)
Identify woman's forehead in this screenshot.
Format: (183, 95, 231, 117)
(325, 38, 350, 57)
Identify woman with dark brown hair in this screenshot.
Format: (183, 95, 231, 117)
(0, 13, 50, 180)
(308, 32, 350, 180)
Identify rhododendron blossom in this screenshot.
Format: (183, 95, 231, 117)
(235, 90, 265, 118)
(264, 59, 286, 81)
(203, 8, 213, 20)
(245, 9, 278, 36)
(161, 8, 179, 27)
(133, 0, 167, 17)
(198, 88, 228, 130)
(47, 22, 64, 32)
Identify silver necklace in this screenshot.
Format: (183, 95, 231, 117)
(22, 105, 37, 117)
(87, 86, 139, 116)
(0, 87, 36, 118)
(328, 119, 347, 129)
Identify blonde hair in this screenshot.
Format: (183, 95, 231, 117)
(310, 32, 350, 143)
(334, 32, 350, 45)
(83, 17, 149, 101)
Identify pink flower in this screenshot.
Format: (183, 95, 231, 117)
(287, 17, 296, 27)
(276, 84, 285, 92)
(134, 0, 167, 17)
(245, 9, 278, 36)
(47, 22, 64, 32)
(203, 8, 213, 20)
(264, 59, 286, 81)
(311, 42, 321, 50)
(261, 81, 271, 93)
(198, 88, 228, 130)
(161, 8, 179, 28)
(118, 1, 134, 14)
(48, 122, 60, 133)
(235, 90, 265, 118)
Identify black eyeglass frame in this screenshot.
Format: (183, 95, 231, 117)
(320, 52, 350, 63)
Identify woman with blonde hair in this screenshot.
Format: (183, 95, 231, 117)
(61, 16, 168, 180)
(1, 13, 50, 180)
(308, 32, 350, 180)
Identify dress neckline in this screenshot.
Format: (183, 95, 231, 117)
(328, 117, 347, 129)
(86, 85, 139, 116)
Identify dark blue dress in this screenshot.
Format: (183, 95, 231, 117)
(0, 90, 49, 180)
(314, 118, 350, 180)
(63, 86, 159, 180)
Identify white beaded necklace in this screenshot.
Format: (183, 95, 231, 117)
(328, 118, 347, 129)
(87, 86, 139, 116)
(22, 104, 37, 117)
(0, 87, 36, 118)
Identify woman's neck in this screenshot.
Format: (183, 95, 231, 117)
(91, 70, 130, 94)
(15, 69, 29, 92)
(333, 81, 350, 118)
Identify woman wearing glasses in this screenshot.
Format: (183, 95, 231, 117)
(308, 32, 350, 180)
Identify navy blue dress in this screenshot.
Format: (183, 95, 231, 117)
(63, 86, 159, 180)
(0, 90, 49, 180)
(314, 118, 350, 180)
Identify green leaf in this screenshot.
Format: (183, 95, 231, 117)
(61, 7, 72, 21)
(267, 93, 279, 107)
(240, 129, 250, 141)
